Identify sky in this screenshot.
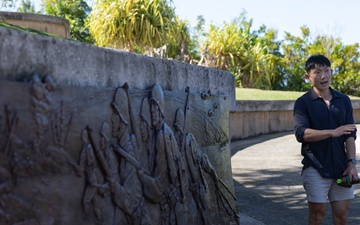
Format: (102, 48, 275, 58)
(14, 0, 360, 45)
(171, 0, 360, 45)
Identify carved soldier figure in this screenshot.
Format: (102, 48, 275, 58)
(173, 109, 185, 152)
(78, 129, 105, 221)
(120, 84, 188, 225)
(98, 121, 120, 225)
(139, 97, 152, 171)
(184, 132, 212, 225)
(99, 122, 119, 182)
(185, 132, 239, 225)
(30, 74, 55, 151)
(147, 84, 187, 225)
(110, 87, 149, 225)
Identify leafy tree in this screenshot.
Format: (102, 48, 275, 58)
(281, 26, 312, 91)
(3, 1, 360, 96)
(281, 26, 360, 96)
(0, 0, 16, 9)
(254, 26, 284, 90)
(88, 0, 176, 53)
(0, 0, 35, 11)
(189, 15, 206, 61)
(42, 0, 94, 43)
(327, 42, 360, 96)
(200, 13, 281, 89)
(17, 0, 35, 12)
(165, 16, 193, 61)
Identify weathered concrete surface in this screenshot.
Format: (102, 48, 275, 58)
(0, 26, 236, 111)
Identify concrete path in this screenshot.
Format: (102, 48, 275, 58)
(231, 129, 360, 225)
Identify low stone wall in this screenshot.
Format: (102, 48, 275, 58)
(0, 11, 70, 38)
(230, 100, 360, 140)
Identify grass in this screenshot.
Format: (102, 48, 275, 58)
(236, 88, 360, 100)
(236, 88, 305, 100)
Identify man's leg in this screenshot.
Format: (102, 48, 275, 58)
(330, 200, 350, 225)
(308, 202, 326, 225)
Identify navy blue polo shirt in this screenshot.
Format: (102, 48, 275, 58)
(293, 87, 356, 179)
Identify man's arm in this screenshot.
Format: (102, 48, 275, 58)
(344, 137, 359, 181)
(303, 124, 357, 142)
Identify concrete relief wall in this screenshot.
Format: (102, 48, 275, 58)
(0, 27, 238, 225)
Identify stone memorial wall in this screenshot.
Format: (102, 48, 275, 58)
(0, 27, 238, 225)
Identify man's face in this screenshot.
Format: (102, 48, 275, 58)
(305, 65, 332, 92)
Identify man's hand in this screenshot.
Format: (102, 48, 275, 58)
(332, 124, 357, 138)
(343, 163, 359, 182)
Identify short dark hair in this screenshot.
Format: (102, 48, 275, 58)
(305, 54, 331, 73)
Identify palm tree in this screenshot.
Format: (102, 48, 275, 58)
(201, 14, 279, 89)
(166, 16, 192, 61)
(17, 0, 35, 12)
(89, 0, 176, 52)
(42, 0, 93, 43)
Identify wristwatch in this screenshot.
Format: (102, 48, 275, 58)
(348, 158, 357, 164)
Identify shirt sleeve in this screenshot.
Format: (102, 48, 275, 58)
(293, 97, 309, 143)
(343, 95, 357, 140)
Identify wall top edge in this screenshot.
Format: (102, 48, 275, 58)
(235, 99, 360, 112)
(0, 27, 236, 110)
(0, 11, 69, 25)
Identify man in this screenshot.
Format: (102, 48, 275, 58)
(293, 54, 358, 225)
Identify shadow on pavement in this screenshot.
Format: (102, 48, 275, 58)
(231, 131, 293, 157)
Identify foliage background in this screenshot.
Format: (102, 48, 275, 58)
(2, 0, 360, 97)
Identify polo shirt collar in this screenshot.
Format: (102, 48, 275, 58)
(309, 87, 339, 100)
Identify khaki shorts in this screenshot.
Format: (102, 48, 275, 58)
(302, 167, 354, 203)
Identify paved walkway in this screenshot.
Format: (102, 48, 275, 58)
(231, 129, 360, 225)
